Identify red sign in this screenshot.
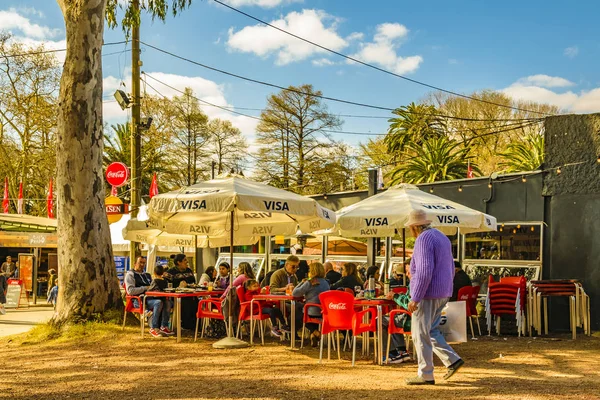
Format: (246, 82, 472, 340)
(105, 162, 129, 187)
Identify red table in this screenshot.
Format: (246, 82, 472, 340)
(144, 290, 223, 342)
(250, 294, 303, 349)
(355, 298, 397, 365)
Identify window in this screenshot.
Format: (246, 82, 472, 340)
(464, 223, 542, 261)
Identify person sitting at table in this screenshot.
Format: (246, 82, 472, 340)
(363, 265, 384, 291)
(146, 265, 174, 336)
(165, 254, 197, 330)
(125, 257, 172, 338)
(199, 266, 217, 287)
(451, 261, 472, 301)
(324, 261, 341, 285)
(382, 261, 412, 363)
(296, 260, 309, 281)
(233, 262, 255, 287)
(330, 262, 363, 293)
(390, 259, 410, 288)
(260, 260, 282, 287)
(292, 261, 330, 346)
(215, 262, 231, 289)
(269, 255, 299, 294)
(243, 279, 290, 338)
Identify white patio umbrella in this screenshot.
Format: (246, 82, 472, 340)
(147, 174, 336, 348)
(122, 219, 259, 248)
(335, 183, 496, 237)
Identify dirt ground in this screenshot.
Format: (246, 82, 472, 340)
(0, 324, 599, 400)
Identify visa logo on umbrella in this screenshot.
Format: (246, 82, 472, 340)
(422, 204, 456, 210)
(365, 217, 388, 227)
(437, 215, 460, 224)
(263, 201, 289, 211)
(181, 200, 207, 210)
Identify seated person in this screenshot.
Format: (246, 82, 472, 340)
(124, 257, 173, 337)
(146, 265, 174, 336)
(243, 279, 290, 338)
(382, 262, 413, 363)
(269, 255, 299, 294)
(233, 262, 255, 287)
(199, 266, 217, 287)
(451, 261, 472, 301)
(324, 261, 341, 285)
(292, 262, 330, 346)
(389, 259, 410, 288)
(363, 265, 384, 290)
(214, 262, 231, 289)
(330, 262, 363, 293)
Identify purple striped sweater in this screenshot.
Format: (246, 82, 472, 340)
(409, 228, 455, 303)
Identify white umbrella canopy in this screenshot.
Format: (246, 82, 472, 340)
(122, 219, 259, 248)
(147, 175, 336, 236)
(335, 183, 497, 237)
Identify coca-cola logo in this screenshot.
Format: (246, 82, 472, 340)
(328, 302, 347, 310)
(105, 162, 129, 187)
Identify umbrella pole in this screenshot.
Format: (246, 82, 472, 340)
(402, 228, 406, 286)
(213, 209, 249, 349)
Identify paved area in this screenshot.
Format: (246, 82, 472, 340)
(0, 306, 54, 338)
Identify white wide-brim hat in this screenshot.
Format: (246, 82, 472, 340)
(404, 209, 432, 227)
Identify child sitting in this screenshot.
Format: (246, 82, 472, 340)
(243, 279, 290, 338)
(147, 265, 174, 336)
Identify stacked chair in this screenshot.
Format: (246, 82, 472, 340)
(485, 276, 527, 336)
(528, 280, 591, 339)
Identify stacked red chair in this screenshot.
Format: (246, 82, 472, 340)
(486, 275, 526, 336)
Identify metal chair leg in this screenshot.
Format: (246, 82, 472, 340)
(122, 310, 127, 330)
(469, 317, 475, 338)
(386, 334, 391, 364)
(352, 336, 357, 367)
(337, 331, 341, 360)
(327, 333, 331, 361)
(194, 318, 199, 342)
(319, 332, 324, 364)
(301, 322, 306, 349)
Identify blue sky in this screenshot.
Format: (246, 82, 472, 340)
(2, 0, 600, 159)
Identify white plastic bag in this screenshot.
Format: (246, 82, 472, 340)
(439, 301, 468, 343)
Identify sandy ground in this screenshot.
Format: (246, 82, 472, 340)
(0, 325, 599, 400)
(0, 307, 54, 337)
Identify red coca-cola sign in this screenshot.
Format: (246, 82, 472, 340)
(328, 302, 347, 310)
(105, 162, 129, 187)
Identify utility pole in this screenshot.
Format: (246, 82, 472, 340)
(129, 0, 141, 266)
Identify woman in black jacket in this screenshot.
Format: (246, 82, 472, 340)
(331, 262, 364, 293)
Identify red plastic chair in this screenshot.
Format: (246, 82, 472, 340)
(457, 286, 482, 337)
(392, 286, 408, 294)
(385, 309, 412, 363)
(122, 294, 145, 336)
(236, 286, 271, 345)
(319, 291, 377, 366)
(300, 303, 323, 348)
(194, 297, 225, 341)
(488, 281, 522, 335)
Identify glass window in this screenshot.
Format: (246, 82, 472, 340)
(464, 223, 541, 261)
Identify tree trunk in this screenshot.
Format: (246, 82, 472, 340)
(54, 0, 122, 324)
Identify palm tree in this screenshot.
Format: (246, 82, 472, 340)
(499, 134, 544, 172)
(390, 136, 480, 184)
(384, 102, 446, 154)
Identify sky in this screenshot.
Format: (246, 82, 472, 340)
(2, 0, 600, 170)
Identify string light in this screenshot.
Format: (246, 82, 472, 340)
(513, 229, 517, 234)
(531, 226, 535, 232)
(458, 186, 463, 192)
(487, 182, 493, 189)
(517, 224, 521, 229)
(556, 167, 562, 175)
(597, 155, 600, 163)
(429, 187, 434, 193)
(521, 176, 527, 183)
(499, 227, 503, 232)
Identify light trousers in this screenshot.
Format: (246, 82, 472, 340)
(412, 298, 460, 381)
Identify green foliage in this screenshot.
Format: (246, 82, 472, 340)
(106, 0, 194, 35)
(384, 102, 445, 154)
(498, 134, 545, 172)
(390, 136, 480, 184)
(15, 320, 123, 346)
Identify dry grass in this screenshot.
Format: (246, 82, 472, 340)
(1, 323, 599, 400)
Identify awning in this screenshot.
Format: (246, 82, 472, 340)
(0, 214, 57, 232)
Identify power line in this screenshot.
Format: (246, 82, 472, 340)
(0, 41, 129, 59)
(210, 0, 553, 117)
(140, 41, 544, 124)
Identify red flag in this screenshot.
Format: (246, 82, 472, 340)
(110, 185, 118, 196)
(149, 173, 159, 199)
(47, 179, 54, 219)
(467, 161, 474, 179)
(17, 181, 23, 214)
(2, 177, 8, 214)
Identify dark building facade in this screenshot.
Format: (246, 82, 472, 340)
(311, 113, 600, 331)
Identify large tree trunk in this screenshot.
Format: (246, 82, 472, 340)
(54, 0, 122, 324)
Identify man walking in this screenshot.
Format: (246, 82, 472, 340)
(405, 210, 464, 385)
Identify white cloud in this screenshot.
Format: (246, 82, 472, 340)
(346, 32, 364, 41)
(224, 0, 302, 7)
(502, 76, 600, 113)
(103, 72, 259, 141)
(350, 22, 422, 74)
(0, 9, 60, 39)
(448, 58, 458, 65)
(564, 46, 579, 58)
(13, 7, 45, 18)
(312, 58, 335, 67)
(516, 74, 575, 88)
(226, 9, 347, 65)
